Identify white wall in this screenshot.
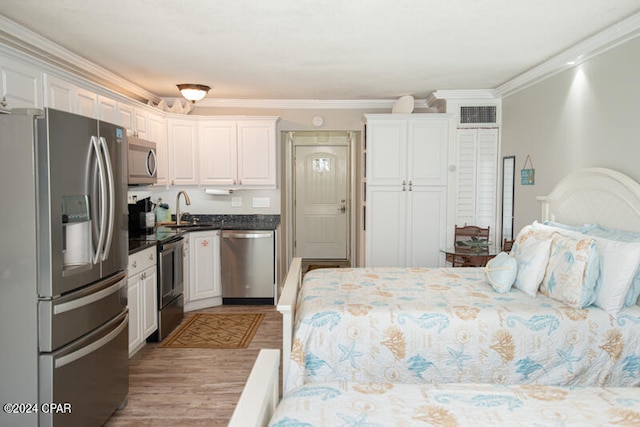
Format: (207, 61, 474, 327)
(501, 35, 640, 234)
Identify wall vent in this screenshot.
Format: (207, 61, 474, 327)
(460, 105, 497, 125)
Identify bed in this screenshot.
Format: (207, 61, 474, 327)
(277, 168, 640, 393)
(230, 349, 640, 427)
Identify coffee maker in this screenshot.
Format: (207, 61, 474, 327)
(128, 197, 156, 235)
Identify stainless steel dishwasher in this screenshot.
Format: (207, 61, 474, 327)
(220, 230, 275, 304)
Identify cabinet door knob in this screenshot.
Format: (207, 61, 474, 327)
(132, 260, 137, 268)
(0, 96, 7, 107)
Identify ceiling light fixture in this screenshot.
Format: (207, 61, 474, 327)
(177, 84, 211, 103)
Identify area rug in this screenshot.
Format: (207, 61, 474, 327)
(160, 313, 264, 349)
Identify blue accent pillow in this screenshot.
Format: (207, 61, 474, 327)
(543, 220, 594, 233)
(485, 252, 518, 293)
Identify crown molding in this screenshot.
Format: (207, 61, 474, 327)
(2, 10, 640, 107)
(0, 15, 161, 104)
(185, 97, 430, 110)
(495, 11, 640, 97)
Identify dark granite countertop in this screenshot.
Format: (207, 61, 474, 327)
(128, 214, 280, 255)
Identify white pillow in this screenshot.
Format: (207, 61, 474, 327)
(511, 225, 553, 296)
(591, 237, 640, 315)
(584, 225, 640, 307)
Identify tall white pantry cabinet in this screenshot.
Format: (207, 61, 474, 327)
(363, 114, 450, 268)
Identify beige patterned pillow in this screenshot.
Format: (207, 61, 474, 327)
(539, 233, 598, 308)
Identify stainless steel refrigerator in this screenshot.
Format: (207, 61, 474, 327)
(0, 108, 129, 427)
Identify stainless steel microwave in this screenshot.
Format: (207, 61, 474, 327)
(128, 136, 157, 185)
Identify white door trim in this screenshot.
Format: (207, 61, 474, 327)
(284, 131, 358, 266)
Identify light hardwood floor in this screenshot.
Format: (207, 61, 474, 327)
(105, 305, 281, 427)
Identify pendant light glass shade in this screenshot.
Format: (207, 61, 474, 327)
(177, 84, 211, 102)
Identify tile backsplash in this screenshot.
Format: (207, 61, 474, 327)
(127, 186, 280, 215)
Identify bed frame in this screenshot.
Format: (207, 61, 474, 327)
(236, 167, 640, 426)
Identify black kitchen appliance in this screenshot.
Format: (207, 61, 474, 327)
(128, 197, 156, 235)
(148, 235, 184, 341)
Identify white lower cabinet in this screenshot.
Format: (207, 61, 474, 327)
(127, 246, 158, 357)
(185, 230, 222, 311)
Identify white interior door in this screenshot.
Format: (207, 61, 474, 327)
(294, 144, 348, 259)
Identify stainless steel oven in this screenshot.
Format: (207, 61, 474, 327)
(149, 236, 184, 341)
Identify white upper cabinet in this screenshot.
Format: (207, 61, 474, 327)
(118, 103, 149, 138)
(237, 120, 277, 187)
(0, 55, 43, 110)
(74, 87, 98, 118)
(98, 95, 118, 124)
(134, 109, 149, 139)
(199, 120, 238, 186)
(168, 118, 199, 186)
(366, 115, 449, 187)
(148, 111, 168, 186)
(44, 74, 74, 112)
(43, 73, 98, 118)
(199, 118, 277, 188)
(407, 119, 449, 186)
(366, 118, 407, 186)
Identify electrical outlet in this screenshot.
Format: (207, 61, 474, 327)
(252, 197, 270, 208)
(231, 197, 242, 207)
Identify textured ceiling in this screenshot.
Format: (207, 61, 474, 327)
(1, 0, 639, 100)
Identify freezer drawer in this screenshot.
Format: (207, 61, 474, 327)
(39, 271, 127, 352)
(221, 230, 274, 302)
(39, 310, 129, 427)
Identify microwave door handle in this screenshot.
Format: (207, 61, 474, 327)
(147, 148, 157, 177)
(90, 136, 107, 265)
(99, 136, 115, 260)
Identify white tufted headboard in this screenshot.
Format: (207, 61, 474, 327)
(538, 168, 640, 233)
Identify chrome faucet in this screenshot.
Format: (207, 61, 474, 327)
(175, 191, 191, 225)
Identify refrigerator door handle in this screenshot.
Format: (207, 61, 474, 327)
(55, 312, 128, 369)
(53, 274, 126, 315)
(90, 136, 107, 265)
(98, 136, 115, 260)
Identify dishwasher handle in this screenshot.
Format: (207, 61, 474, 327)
(222, 231, 273, 239)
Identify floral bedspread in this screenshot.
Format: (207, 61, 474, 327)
(270, 381, 640, 426)
(284, 267, 640, 394)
